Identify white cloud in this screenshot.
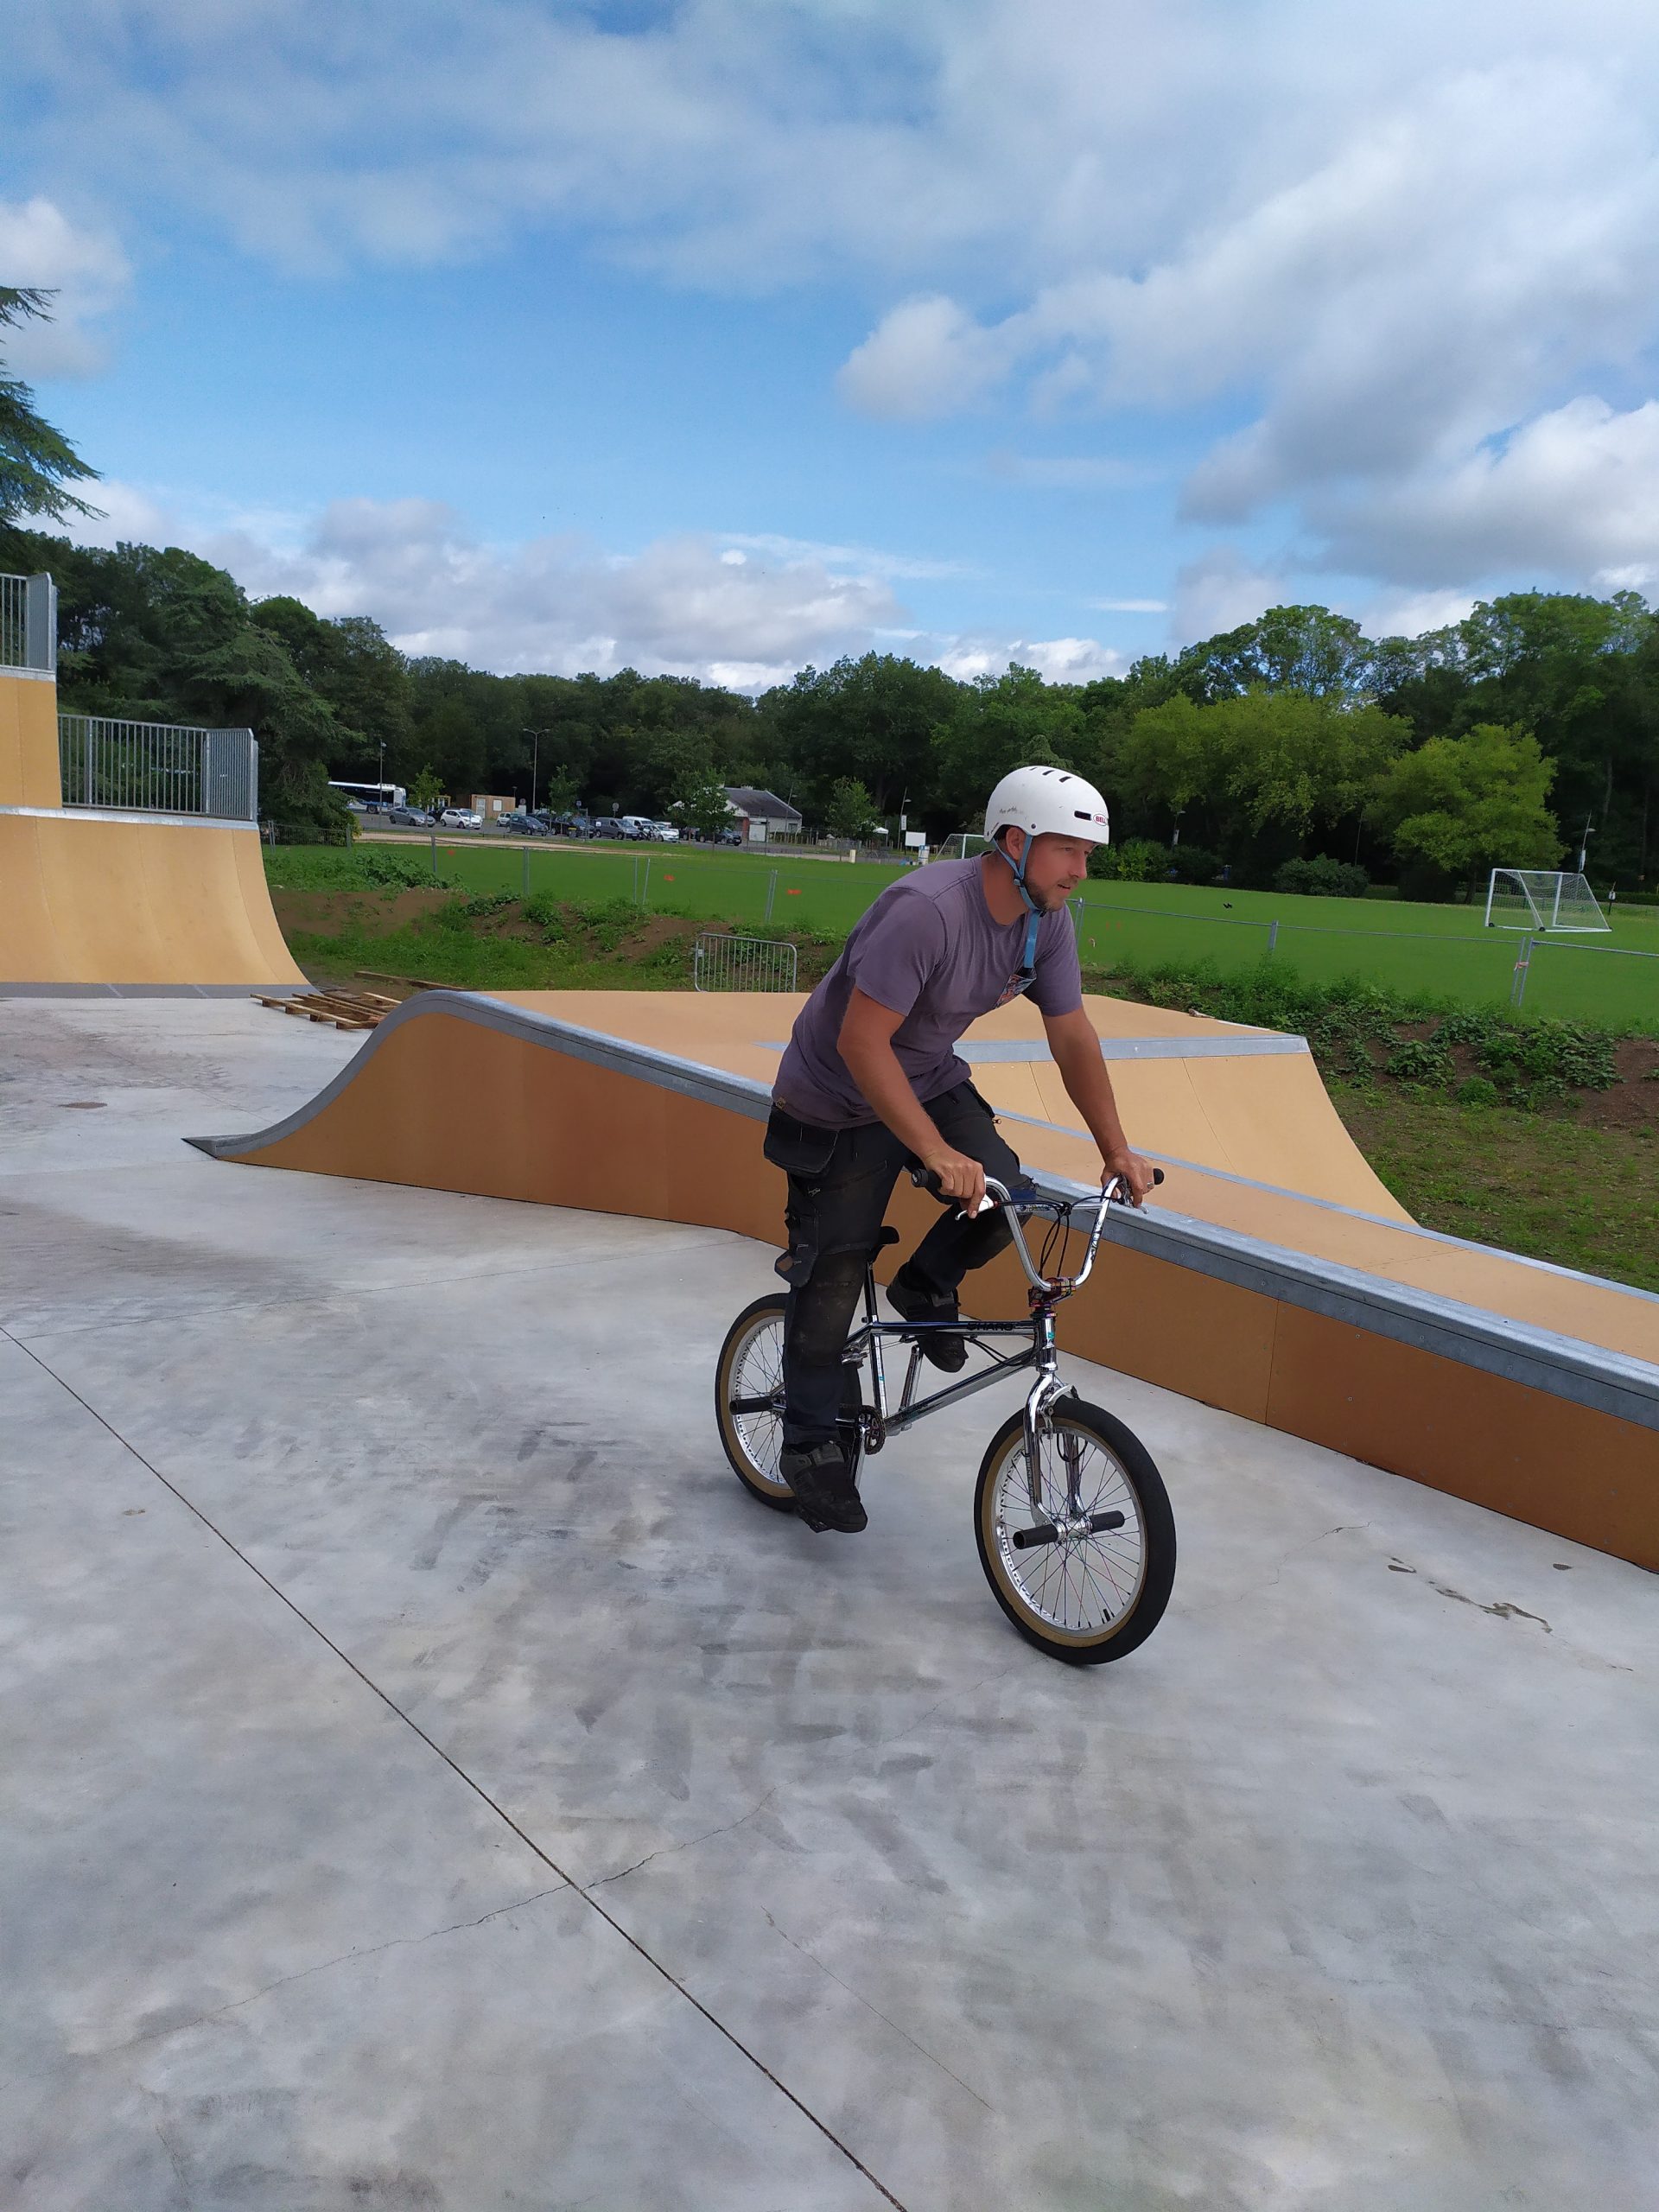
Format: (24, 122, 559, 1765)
(1089, 597, 1167, 615)
(16, 2, 1659, 603)
(1170, 549, 1285, 644)
(1313, 397, 1659, 587)
(0, 197, 129, 374)
(65, 486, 1120, 688)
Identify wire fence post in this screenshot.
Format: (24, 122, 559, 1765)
(641, 854, 652, 909)
(521, 845, 529, 899)
(1267, 918, 1279, 956)
(1510, 934, 1535, 1008)
(429, 829, 437, 878)
(765, 868, 778, 925)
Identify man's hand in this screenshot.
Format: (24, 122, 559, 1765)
(1103, 1145, 1159, 1208)
(919, 1143, 988, 1217)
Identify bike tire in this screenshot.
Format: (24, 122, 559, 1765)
(715, 1294, 796, 1512)
(974, 1396, 1175, 1664)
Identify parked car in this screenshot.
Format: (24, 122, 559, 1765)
(439, 807, 484, 829)
(496, 810, 549, 835)
(387, 806, 432, 827)
(651, 821, 680, 842)
(716, 826, 742, 847)
(547, 812, 588, 838)
(588, 816, 630, 840)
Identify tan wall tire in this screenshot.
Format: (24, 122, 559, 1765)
(974, 1397, 1175, 1664)
(715, 1294, 797, 1512)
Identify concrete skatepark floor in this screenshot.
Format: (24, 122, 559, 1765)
(2, 1001, 1656, 2212)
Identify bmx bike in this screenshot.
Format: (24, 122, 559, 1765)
(715, 1170, 1175, 1664)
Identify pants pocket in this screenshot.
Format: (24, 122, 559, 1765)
(763, 1107, 840, 1181)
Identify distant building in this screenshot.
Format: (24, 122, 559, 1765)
(469, 793, 514, 820)
(722, 785, 803, 842)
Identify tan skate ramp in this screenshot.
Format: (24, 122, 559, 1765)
(190, 988, 1659, 1572)
(0, 808, 305, 991)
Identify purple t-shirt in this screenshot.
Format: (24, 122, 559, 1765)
(773, 858, 1084, 1129)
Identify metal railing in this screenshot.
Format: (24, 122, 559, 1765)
(57, 715, 260, 821)
(0, 572, 56, 674)
(692, 930, 799, 992)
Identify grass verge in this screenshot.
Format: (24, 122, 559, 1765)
(1331, 1084, 1659, 1294)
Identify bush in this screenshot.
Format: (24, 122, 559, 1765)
(1273, 855, 1370, 898)
(1458, 1077, 1500, 1109)
(1089, 837, 1173, 882)
(1385, 1035, 1454, 1085)
(1168, 843, 1222, 886)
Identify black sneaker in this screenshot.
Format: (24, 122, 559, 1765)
(888, 1267, 968, 1372)
(780, 1440, 868, 1534)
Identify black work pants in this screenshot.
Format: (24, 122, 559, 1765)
(763, 1081, 1026, 1449)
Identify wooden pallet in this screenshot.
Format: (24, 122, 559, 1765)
(252, 987, 402, 1033)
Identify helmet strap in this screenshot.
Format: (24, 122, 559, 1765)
(995, 830, 1043, 982)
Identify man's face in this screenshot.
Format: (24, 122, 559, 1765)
(1008, 829, 1096, 909)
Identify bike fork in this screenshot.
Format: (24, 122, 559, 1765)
(1021, 1306, 1068, 1517)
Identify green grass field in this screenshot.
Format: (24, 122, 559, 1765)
(292, 835, 1659, 1032)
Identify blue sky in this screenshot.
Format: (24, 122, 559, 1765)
(6, 2, 1659, 686)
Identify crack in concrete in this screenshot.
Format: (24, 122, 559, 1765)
(1387, 1559, 1552, 1633)
(584, 1789, 780, 1891)
(1236, 1522, 1370, 1601)
(761, 1909, 993, 2113)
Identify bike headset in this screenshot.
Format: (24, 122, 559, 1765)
(994, 828, 1044, 986)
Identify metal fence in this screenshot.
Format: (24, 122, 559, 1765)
(58, 715, 260, 821)
(0, 572, 56, 673)
(692, 930, 799, 992)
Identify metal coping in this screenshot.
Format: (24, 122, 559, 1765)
(187, 989, 1659, 1433)
(760, 1035, 1310, 1065)
(0, 982, 305, 999)
(0, 804, 263, 830)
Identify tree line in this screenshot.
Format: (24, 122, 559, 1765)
(3, 523, 1656, 897)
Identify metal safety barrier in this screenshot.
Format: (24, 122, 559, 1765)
(692, 930, 798, 993)
(0, 572, 56, 673)
(58, 715, 260, 821)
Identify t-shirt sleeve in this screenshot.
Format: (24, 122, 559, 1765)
(1028, 908, 1084, 1016)
(846, 893, 948, 1019)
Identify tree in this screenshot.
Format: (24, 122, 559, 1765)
(825, 775, 878, 840)
(1177, 605, 1373, 702)
(1367, 724, 1560, 891)
(761, 653, 960, 817)
(410, 766, 445, 812)
(1116, 689, 1408, 878)
(929, 664, 1084, 830)
(0, 290, 101, 524)
(671, 772, 734, 841)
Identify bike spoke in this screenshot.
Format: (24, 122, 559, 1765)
(992, 1421, 1146, 1639)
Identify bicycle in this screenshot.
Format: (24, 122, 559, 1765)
(715, 1170, 1175, 1664)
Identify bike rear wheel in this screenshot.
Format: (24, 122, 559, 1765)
(715, 1294, 796, 1510)
(974, 1397, 1175, 1663)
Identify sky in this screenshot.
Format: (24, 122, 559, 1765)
(4, 0, 1659, 690)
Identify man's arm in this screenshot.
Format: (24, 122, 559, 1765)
(837, 987, 988, 1212)
(1042, 1005, 1159, 1205)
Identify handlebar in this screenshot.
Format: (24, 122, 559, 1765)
(907, 1165, 1162, 1297)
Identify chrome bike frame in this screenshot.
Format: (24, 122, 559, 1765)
(840, 1174, 1125, 1512)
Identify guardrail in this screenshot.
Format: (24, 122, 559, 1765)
(692, 930, 799, 992)
(58, 715, 260, 822)
(0, 572, 56, 674)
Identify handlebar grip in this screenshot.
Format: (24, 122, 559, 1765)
(1153, 1166, 1165, 1185)
(908, 1166, 944, 1195)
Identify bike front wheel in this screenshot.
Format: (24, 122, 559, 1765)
(974, 1397, 1175, 1663)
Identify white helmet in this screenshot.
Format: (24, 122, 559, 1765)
(984, 764, 1110, 848)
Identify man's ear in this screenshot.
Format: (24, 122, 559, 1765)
(1002, 825, 1027, 866)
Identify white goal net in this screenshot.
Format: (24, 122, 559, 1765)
(1484, 869, 1611, 932)
(938, 831, 992, 861)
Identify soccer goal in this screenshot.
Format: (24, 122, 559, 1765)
(939, 831, 992, 861)
(1484, 869, 1611, 932)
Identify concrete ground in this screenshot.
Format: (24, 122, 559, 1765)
(2, 999, 1656, 2212)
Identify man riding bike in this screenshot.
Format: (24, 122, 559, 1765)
(765, 765, 1157, 1535)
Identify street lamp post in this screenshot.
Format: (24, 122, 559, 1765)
(523, 728, 546, 816)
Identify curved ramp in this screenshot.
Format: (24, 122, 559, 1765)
(191, 988, 1659, 1571)
(0, 808, 304, 992)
